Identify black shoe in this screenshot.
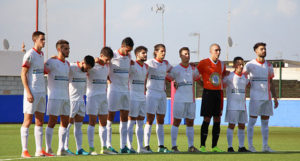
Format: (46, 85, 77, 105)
(144, 146, 153, 152)
(171, 146, 180, 153)
(227, 147, 235, 152)
(238, 147, 250, 152)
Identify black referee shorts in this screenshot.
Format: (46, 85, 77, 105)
(200, 88, 223, 117)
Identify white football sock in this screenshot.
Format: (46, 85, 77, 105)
(74, 122, 83, 151)
(58, 126, 67, 151)
(119, 121, 128, 149)
(136, 120, 144, 150)
(34, 126, 43, 152)
(127, 120, 135, 149)
(186, 126, 194, 148)
(156, 124, 164, 146)
(64, 123, 72, 150)
(45, 127, 54, 151)
(99, 126, 107, 148)
(20, 127, 29, 151)
(87, 125, 95, 148)
(227, 128, 234, 148)
(144, 124, 152, 147)
(247, 117, 257, 147)
(171, 126, 178, 147)
(238, 128, 245, 147)
(261, 119, 269, 147)
(106, 120, 112, 147)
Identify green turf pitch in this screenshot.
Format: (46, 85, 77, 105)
(0, 124, 299, 161)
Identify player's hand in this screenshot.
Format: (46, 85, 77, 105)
(225, 70, 230, 76)
(173, 81, 178, 89)
(274, 98, 279, 109)
(27, 92, 34, 103)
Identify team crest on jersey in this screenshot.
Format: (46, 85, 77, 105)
(209, 72, 220, 86)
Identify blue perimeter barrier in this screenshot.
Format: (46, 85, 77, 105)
(0, 96, 299, 127)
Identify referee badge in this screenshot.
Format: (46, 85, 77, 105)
(209, 72, 220, 86)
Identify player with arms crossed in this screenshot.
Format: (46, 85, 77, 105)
(168, 47, 201, 153)
(20, 31, 53, 158)
(44, 40, 71, 156)
(86, 47, 114, 155)
(144, 44, 172, 153)
(223, 57, 250, 152)
(244, 42, 278, 152)
(127, 46, 149, 153)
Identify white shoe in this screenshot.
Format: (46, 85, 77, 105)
(57, 149, 73, 156)
(248, 146, 257, 152)
(262, 145, 275, 152)
(137, 147, 152, 153)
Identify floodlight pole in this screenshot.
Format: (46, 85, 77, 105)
(190, 33, 200, 61)
(226, 0, 231, 61)
(36, 0, 39, 31)
(103, 0, 106, 47)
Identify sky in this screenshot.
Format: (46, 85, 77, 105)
(0, 0, 300, 65)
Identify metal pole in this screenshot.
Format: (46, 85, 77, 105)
(197, 34, 200, 61)
(44, 0, 48, 59)
(36, 0, 39, 31)
(162, 12, 164, 44)
(279, 61, 282, 98)
(226, 0, 231, 61)
(103, 0, 106, 47)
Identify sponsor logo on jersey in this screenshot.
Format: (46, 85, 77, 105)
(177, 81, 193, 87)
(92, 79, 107, 84)
(72, 78, 86, 82)
(33, 69, 44, 74)
(231, 88, 245, 94)
(150, 75, 165, 80)
(54, 76, 68, 81)
(132, 80, 144, 85)
(252, 77, 268, 81)
(113, 69, 129, 73)
(209, 72, 220, 86)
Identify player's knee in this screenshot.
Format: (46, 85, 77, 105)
(228, 124, 235, 129)
(173, 119, 181, 127)
(203, 117, 211, 122)
(186, 119, 194, 126)
(261, 115, 269, 120)
(238, 124, 245, 129)
(213, 116, 221, 122)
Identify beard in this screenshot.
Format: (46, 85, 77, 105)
(81, 66, 85, 72)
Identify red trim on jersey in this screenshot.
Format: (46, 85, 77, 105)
(180, 63, 189, 69)
(234, 71, 242, 77)
(256, 58, 265, 64)
(118, 49, 126, 56)
(32, 48, 43, 56)
(268, 78, 272, 100)
(98, 60, 105, 66)
(136, 60, 144, 68)
(155, 58, 163, 63)
(57, 57, 65, 63)
(22, 64, 30, 68)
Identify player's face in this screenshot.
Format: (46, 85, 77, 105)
(60, 44, 70, 58)
(100, 55, 111, 64)
(210, 45, 221, 61)
(35, 35, 45, 48)
(121, 46, 133, 56)
(255, 46, 266, 58)
(155, 47, 166, 61)
(81, 63, 92, 72)
(180, 50, 190, 63)
(137, 49, 147, 62)
(234, 60, 244, 73)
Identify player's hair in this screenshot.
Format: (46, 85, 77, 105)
(153, 44, 166, 58)
(84, 55, 95, 68)
(253, 42, 266, 51)
(32, 31, 45, 41)
(121, 37, 134, 47)
(56, 39, 69, 49)
(233, 56, 244, 65)
(100, 46, 114, 58)
(134, 46, 148, 56)
(179, 47, 189, 56)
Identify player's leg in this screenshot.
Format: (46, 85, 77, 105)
(127, 116, 137, 151)
(144, 113, 155, 152)
(227, 123, 235, 152)
(211, 116, 223, 152)
(200, 89, 211, 152)
(64, 101, 77, 154)
(136, 115, 147, 153)
(186, 119, 199, 152)
(119, 110, 130, 153)
(74, 114, 89, 155)
(156, 96, 170, 153)
(261, 115, 273, 152)
(87, 115, 97, 155)
(46, 115, 57, 155)
(171, 118, 181, 153)
(237, 123, 250, 152)
(247, 100, 258, 152)
(21, 113, 33, 158)
(57, 115, 70, 156)
(99, 114, 114, 154)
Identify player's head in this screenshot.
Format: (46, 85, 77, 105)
(233, 56, 244, 73)
(56, 39, 70, 58)
(209, 43, 221, 61)
(81, 55, 95, 72)
(32, 31, 45, 48)
(153, 44, 166, 60)
(253, 42, 266, 58)
(134, 46, 148, 62)
(179, 47, 190, 64)
(100, 46, 113, 64)
(120, 37, 134, 56)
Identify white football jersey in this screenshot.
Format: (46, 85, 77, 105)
(169, 64, 200, 103)
(86, 62, 109, 97)
(45, 58, 70, 100)
(22, 48, 46, 94)
(69, 62, 87, 101)
(244, 59, 274, 100)
(108, 50, 131, 92)
(223, 72, 249, 110)
(145, 58, 172, 92)
(129, 61, 148, 101)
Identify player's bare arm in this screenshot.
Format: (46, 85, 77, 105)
(270, 78, 278, 108)
(21, 67, 34, 103)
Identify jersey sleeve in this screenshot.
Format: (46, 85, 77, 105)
(22, 53, 32, 68)
(268, 62, 274, 79)
(243, 62, 250, 75)
(44, 59, 53, 74)
(167, 67, 176, 80)
(196, 60, 204, 75)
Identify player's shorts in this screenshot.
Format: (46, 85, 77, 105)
(129, 100, 146, 117)
(46, 99, 70, 116)
(107, 91, 129, 112)
(173, 102, 196, 119)
(200, 88, 223, 117)
(70, 101, 85, 118)
(225, 110, 248, 124)
(86, 94, 108, 115)
(146, 91, 167, 115)
(249, 100, 273, 116)
(23, 93, 46, 114)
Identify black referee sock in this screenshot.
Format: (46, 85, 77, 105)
(201, 121, 209, 146)
(212, 122, 221, 148)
